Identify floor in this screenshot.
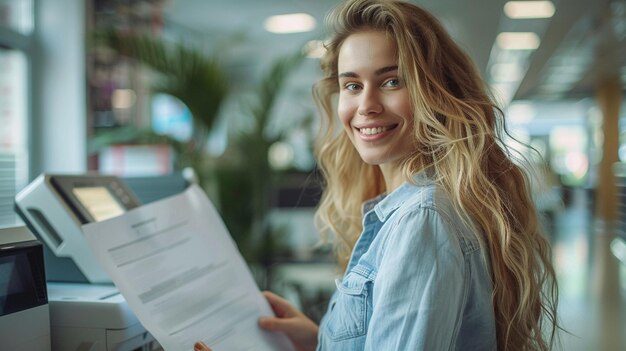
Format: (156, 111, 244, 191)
(552, 188, 626, 350)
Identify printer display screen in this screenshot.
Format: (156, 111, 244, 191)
(72, 186, 126, 222)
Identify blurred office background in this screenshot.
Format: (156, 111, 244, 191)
(1, 0, 626, 349)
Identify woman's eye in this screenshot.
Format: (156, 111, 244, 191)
(344, 83, 361, 91)
(383, 78, 400, 87)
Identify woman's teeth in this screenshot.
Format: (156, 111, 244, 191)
(360, 126, 389, 135)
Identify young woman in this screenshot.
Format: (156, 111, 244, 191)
(196, 0, 558, 350)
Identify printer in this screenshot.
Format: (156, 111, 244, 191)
(15, 174, 142, 283)
(0, 226, 51, 351)
(46, 283, 158, 351)
(15, 173, 163, 351)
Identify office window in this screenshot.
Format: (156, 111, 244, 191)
(0, 0, 31, 227)
(0, 48, 28, 226)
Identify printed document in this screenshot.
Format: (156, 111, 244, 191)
(82, 184, 294, 351)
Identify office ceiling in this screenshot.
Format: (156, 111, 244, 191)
(162, 0, 625, 105)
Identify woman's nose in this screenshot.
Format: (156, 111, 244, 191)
(357, 88, 383, 116)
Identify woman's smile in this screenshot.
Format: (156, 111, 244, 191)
(355, 123, 399, 140)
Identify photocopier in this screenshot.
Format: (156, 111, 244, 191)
(14, 173, 165, 351)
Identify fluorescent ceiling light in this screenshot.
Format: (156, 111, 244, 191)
(496, 32, 540, 50)
(504, 1, 555, 19)
(264, 13, 316, 34)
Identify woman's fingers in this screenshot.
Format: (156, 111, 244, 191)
(194, 341, 211, 351)
(262, 291, 298, 317)
(193, 292, 316, 351)
(259, 291, 319, 351)
(258, 316, 293, 332)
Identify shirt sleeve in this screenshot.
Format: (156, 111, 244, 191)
(365, 207, 467, 351)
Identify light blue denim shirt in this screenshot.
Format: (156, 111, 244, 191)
(317, 174, 496, 350)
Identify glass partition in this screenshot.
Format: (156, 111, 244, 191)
(0, 37, 29, 226)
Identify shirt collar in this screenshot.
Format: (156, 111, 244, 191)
(366, 171, 431, 222)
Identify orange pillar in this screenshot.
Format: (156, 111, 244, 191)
(595, 78, 622, 222)
(592, 78, 623, 351)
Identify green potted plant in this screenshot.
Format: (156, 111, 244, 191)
(216, 50, 308, 271)
(90, 30, 229, 195)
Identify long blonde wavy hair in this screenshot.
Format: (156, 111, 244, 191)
(312, 0, 558, 349)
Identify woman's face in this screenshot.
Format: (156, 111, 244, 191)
(337, 31, 414, 170)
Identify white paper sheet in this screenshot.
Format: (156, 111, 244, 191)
(82, 184, 294, 351)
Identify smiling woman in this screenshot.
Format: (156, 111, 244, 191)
(312, 0, 559, 349)
(336, 31, 414, 189)
(309, 1, 559, 350)
(196, 0, 559, 350)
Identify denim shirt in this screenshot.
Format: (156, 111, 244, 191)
(317, 174, 496, 351)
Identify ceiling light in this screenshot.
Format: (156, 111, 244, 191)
(264, 13, 316, 34)
(496, 32, 540, 50)
(504, 1, 555, 19)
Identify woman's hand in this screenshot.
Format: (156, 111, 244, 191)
(258, 291, 319, 351)
(194, 341, 211, 351)
(193, 291, 319, 351)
